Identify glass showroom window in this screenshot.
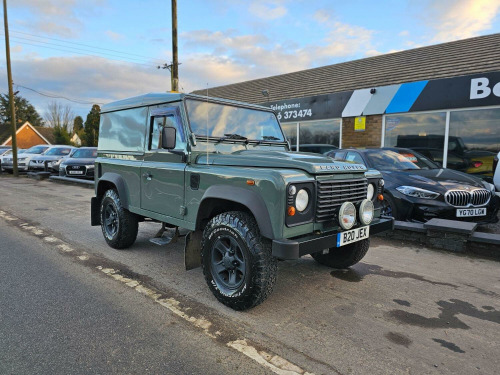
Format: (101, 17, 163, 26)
(384, 112, 446, 166)
(448, 107, 500, 177)
(281, 122, 297, 148)
(298, 119, 341, 154)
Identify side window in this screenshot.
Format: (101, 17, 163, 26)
(149, 112, 186, 151)
(330, 151, 346, 160)
(345, 152, 365, 166)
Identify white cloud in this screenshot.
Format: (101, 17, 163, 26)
(426, 0, 500, 42)
(313, 9, 332, 24)
(105, 30, 124, 41)
(399, 30, 410, 37)
(11, 0, 106, 37)
(179, 20, 376, 88)
(319, 22, 375, 59)
(180, 29, 312, 80)
(0, 55, 167, 117)
(248, 1, 288, 20)
(12, 45, 23, 54)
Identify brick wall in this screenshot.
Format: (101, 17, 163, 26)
(342, 115, 383, 148)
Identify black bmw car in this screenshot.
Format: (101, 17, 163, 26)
(59, 147, 97, 179)
(327, 147, 499, 224)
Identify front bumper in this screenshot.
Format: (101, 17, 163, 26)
(2, 163, 28, 171)
(61, 166, 95, 179)
(272, 216, 394, 260)
(393, 191, 499, 225)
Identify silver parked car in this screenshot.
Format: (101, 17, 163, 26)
(29, 145, 76, 172)
(2, 145, 50, 173)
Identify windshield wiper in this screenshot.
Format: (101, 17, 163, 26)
(215, 133, 248, 144)
(254, 135, 284, 145)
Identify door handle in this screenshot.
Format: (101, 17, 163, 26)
(143, 172, 152, 181)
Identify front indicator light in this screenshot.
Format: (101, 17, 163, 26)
(338, 202, 356, 230)
(359, 199, 374, 225)
(287, 206, 296, 216)
(377, 194, 384, 201)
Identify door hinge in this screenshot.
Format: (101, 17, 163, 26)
(180, 206, 187, 216)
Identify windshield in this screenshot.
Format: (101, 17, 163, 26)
(25, 146, 49, 154)
(392, 149, 439, 169)
(71, 149, 97, 158)
(45, 147, 72, 156)
(185, 99, 284, 142)
(365, 150, 421, 171)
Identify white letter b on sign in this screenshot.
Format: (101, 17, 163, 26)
(470, 78, 491, 99)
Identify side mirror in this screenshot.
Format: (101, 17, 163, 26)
(162, 127, 176, 149)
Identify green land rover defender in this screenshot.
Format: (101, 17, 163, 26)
(91, 93, 393, 310)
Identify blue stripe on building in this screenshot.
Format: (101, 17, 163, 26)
(385, 80, 428, 114)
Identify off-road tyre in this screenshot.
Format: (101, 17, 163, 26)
(201, 211, 278, 310)
(100, 189, 138, 249)
(311, 238, 370, 269)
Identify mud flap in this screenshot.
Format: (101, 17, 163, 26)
(184, 230, 203, 270)
(91, 197, 100, 226)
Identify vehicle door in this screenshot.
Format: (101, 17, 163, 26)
(141, 105, 187, 220)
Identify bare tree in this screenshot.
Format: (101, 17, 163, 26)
(45, 101, 75, 145)
(44, 101, 74, 133)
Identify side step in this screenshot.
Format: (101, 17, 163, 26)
(149, 224, 186, 246)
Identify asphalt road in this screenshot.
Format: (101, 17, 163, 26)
(0, 176, 499, 375)
(0, 213, 272, 374)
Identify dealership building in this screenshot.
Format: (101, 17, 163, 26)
(193, 33, 500, 176)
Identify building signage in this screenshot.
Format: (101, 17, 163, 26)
(261, 91, 353, 123)
(261, 71, 499, 121)
(409, 71, 500, 112)
(470, 77, 500, 99)
(354, 116, 366, 131)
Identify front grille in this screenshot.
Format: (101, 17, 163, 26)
(316, 178, 367, 222)
(445, 189, 491, 207)
(68, 165, 85, 171)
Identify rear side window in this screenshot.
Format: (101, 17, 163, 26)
(98, 107, 149, 153)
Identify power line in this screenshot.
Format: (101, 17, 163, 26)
(7, 34, 159, 65)
(11, 29, 166, 64)
(15, 84, 104, 105)
(0, 38, 155, 68)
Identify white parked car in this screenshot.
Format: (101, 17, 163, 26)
(2, 145, 50, 173)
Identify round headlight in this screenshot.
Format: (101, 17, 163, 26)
(339, 202, 356, 230)
(367, 184, 375, 200)
(359, 199, 374, 225)
(295, 189, 309, 212)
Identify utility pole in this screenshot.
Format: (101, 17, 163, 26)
(3, 0, 18, 177)
(171, 0, 179, 92)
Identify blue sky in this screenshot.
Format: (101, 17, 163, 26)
(1, 0, 499, 120)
